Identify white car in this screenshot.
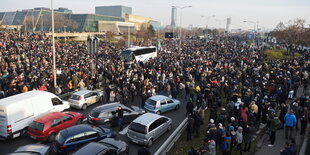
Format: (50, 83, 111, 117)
(68, 89, 104, 110)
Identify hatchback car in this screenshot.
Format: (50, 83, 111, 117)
(28, 111, 84, 142)
(53, 124, 116, 154)
(68, 89, 104, 110)
(127, 113, 172, 147)
(73, 138, 128, 155)
(88, 103, 145, 127)
(144, 95, 181, 114)
(8, 144, 52, 155)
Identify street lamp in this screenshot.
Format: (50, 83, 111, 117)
(201, 15, 215, 43)
(51, 0, 57, 92)
(243, 20, 257, 46)
(173, 5, 192, 51)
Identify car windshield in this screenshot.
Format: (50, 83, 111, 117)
(99, 142, 118, 150)
(29, 121, 44, 131)
(146, 99, 157, 105)
(70, 94, 80, 100)
(129, 122, 146, 134)
(89, 111, 100, 118)
(55, 133, 66, 144)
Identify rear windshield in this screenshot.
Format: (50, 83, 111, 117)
(146, 99, 157, 105)
(56, 133, 66, 144)
(70, 94, 80, 100)
(129, 122, 146, 134)
(89, 111, 100, 118)
(29, 121, 44, 131)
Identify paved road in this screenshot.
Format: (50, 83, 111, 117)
(0, 95, 188, 154)
(255, 85, 306, 155)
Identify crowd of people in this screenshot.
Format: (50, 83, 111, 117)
(0, 31, 309, 155)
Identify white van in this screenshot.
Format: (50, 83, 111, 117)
(0, 91, 70, 140)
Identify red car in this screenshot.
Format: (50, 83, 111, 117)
(28, 111, 84, 142)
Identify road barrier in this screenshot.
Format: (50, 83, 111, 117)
(154, 117, 188, 155)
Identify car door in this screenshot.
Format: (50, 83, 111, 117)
(61, 115, 74, 129)
(155, 118, 167, 138)
(159, 99, 167, 113)
(90, 92, 98, 104)
(166, 99, 175, 111)
(84, 93, 92, 105)
(123, 108, 135, 123)
(67, 132, 88, 150)
(50, 118, 63, 134)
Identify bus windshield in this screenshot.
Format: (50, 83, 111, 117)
(121, 50, 133, 61)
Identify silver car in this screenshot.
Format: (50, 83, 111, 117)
(127, 113, 172, 147)
(68, 89, 104, 110)
(8, 144, 51, 155)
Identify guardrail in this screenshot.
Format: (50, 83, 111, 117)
(155, 117, 188, 155)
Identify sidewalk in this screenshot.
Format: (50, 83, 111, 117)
(255, 85, 306, 155)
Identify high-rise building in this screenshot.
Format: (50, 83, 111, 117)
(226, 17, 231, 32)
(95, 5, 132, 18)
(170, 6, 177, 28)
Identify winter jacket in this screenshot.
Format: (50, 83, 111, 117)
(270, 117, 281, 132)
(235, 130, 243, 144)
(284, 113, 297, 127)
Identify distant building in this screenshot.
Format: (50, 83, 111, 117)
(226, 17, 231, 32)
(170, 6, 177, 28)
(95, 5, 132, 18)
(54, 7, 72, 14)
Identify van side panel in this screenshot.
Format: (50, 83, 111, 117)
(0, 105, 8, 138)
(9, 100, 34, 137)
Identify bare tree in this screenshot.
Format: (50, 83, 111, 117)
(271, 18, 309, 55)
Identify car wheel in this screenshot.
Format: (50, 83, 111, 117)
(168, 124, 172, 131)
(147, 139, 153, 147)
(156, 111, 161, 115)
(48, 133, 56, 142)
(175, 104, 180, 110)
(76, 119, 82, 125)
(104, 122, 111, 128)
(82, 104, 87, 110)
(20, 128, 28, 138)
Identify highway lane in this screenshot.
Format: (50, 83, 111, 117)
(0, 95, 187, 154)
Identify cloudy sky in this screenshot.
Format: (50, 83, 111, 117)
(1, 0, 310, 30)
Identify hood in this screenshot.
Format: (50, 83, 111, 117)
(130, 106, 146, 114)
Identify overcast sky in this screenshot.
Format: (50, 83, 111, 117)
(1, 0, 310, 30)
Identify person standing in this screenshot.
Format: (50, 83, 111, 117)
(235, 127, 243, 155)
(284, 109, 297, 139)
(116, 106, 124, 131)
(268, 112, 281, 147)
(300, 106, 309, 135)
(279, 103, 288, 129)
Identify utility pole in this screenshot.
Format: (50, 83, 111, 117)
(51, 0, 57, 91)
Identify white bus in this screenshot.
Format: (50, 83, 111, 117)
(121, 46, 157, 64)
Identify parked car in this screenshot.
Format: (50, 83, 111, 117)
(127, 113, 172, 147)
(144, 95, 181, 114)
(28, 111, 84, 142)
(0, 91, 69, 140)
(73, 138, 128, 155)
(53, 124, 116, 154)
(68, 89, 104, 110)
(8, 144, 52, 155)
(88, 102, 145, 127)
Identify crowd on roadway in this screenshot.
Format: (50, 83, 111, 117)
(0, 31, 309, 155)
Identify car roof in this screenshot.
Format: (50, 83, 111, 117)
(14, 144, 50, 154)
(92, 102, 123, 112)
(72, 90, 94, 96)
(35, 112, 64, 123)
(132, 113, 164, 125)
(99, 138, 127, 149)
(73, 142, 109, 155)
(148, 95, 168, 101)
(60, 124, 95, 138)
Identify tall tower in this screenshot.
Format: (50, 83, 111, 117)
(171, 6, 177, 28)
(226, 17, 231, 32)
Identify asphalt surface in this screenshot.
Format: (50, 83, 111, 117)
(255, 85, 306, 155)
(0, 95, 187, 155)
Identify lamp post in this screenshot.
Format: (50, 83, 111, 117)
(201, 15, 215, 43)
(51, 0, 57, 92)
(173, 5, 192, 51)
(243, 20, 257, 46)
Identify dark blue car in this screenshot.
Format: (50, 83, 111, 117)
(53, 124, 116, 154)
